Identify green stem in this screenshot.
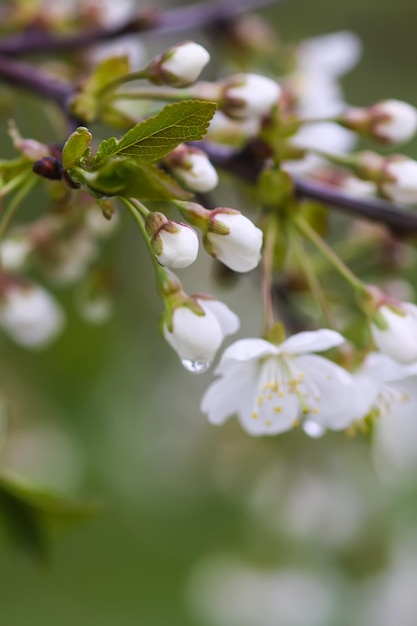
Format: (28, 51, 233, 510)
(0, 174, 39, 242)
(98, 69, 149, 96)
(110, 88, 194, 102)
(290, 225, 336, 328)
(296, 216, 364, 291)
(262, 216, 278, 334)
(118, 197, 166, 283)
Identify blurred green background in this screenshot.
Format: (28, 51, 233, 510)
(2, 1, 417, 625)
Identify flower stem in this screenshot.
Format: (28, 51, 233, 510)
(290, 225, 336, 328)
(110, 88, 194, 102)
(262, 215, 278, 334)
(295, 216, 364, 291)
(0, 174, 39, 243)
(118, 197, 166, 283)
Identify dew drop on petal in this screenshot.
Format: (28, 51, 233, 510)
(303, 419, 325, 438)
(181, 358, 211, 373)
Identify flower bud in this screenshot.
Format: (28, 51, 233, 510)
(164, 145, 218, 193)
(0, 237, 31, 271)
(146, 212, 199, 269)
(0, 282, 64, 348)
(147, 41, 210, 88)
(204, 209, 263, 272)
(219, 73, 281, 120)
(380, 157, 417, 204)
(163, 296, 240, 371)
(371, 301, 417, 364)
(343, 99, 417, 145)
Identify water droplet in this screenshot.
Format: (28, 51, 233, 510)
(303, 420, 325, 439)
(181, 358, 211, 373)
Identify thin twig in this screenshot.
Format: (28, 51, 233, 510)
(199, 141, 417, 236)
(0, 0, 280, 57)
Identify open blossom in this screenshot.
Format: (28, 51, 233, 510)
(355, 353, 417, 475)
(201, 329, 370, 436)
(204, 209, 263, 272)
(370, 301, 417, 364)
(0, 283, 64, 348)
(164, 297, 239, 371)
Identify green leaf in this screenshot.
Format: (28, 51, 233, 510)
(77, 158, 191, 201)
(62, 127, 92, 170)
(0, 473, 101, 563)
(70, 55, 131, 123)
(90, 100, 217, 167)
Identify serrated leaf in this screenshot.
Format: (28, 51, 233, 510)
(62, 127, 92, 170)
(90, 100, 217, 167)
(70, 55, 131, 123)
(79, 158, 191, 201)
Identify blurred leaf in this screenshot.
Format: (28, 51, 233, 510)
(62, 126, 92, 170)
(298, 200, 329, 236)
(90, 100, 217, 167)
(70, 55, 131, 122)
(0, 473, 101, 563)
(80, 158, 191, 201)
(257, 166, 293, 206)
(0, 158, 32, 187)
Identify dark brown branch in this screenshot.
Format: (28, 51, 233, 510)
(0, 0, 280, 57)
(199, 141, 417, 236)
(0, 55, 72, 108)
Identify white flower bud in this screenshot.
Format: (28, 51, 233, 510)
(0, 237, 31, 270)
(381, 158, 417, 205)
(221, 73, 281, 120)
(0, 283, 64, 349)
(205, 209, 263, 272)
(148, 41, 210, 88)
(154, 222, 199, 269)
(371, 302, 417, 364)
(165, 146, 218, 193)
(370, 99, 417, 144)
(164, 297, 239, 370)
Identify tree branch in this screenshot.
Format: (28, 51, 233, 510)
(0, 0, 280, 57)
(199, 141, 417, 236)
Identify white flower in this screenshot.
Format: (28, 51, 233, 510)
(168, 150, 218, 193)
(152, 41, 210, 88)
(370, 99, 417, 144)
(201, 329, 369, 436)
(164, 298, 239, 371)
(0, 284, 64, 348)
(381, 158, 417, 205)
(205, 210, 263, 272)
(297, 31, 362, 80)
(154, 222, 199, 269)
(371, 302, 417, 364)
(355, 353, 417, 478)
(221, 73, 281, 120)
(0, 237, 31, 271)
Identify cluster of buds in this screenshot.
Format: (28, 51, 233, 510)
(177, 202, 263, 272)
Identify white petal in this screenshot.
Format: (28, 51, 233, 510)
(298, 31, 362, 78)
(281, 329, 346, 355)
(198, 299, 240, 337)
(201, 363, 256, 425)
(164, 306, 223, 362)
(360, 352, 417, 382)
(239, 392, 299, 436)
(215, 338, 278, 374)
